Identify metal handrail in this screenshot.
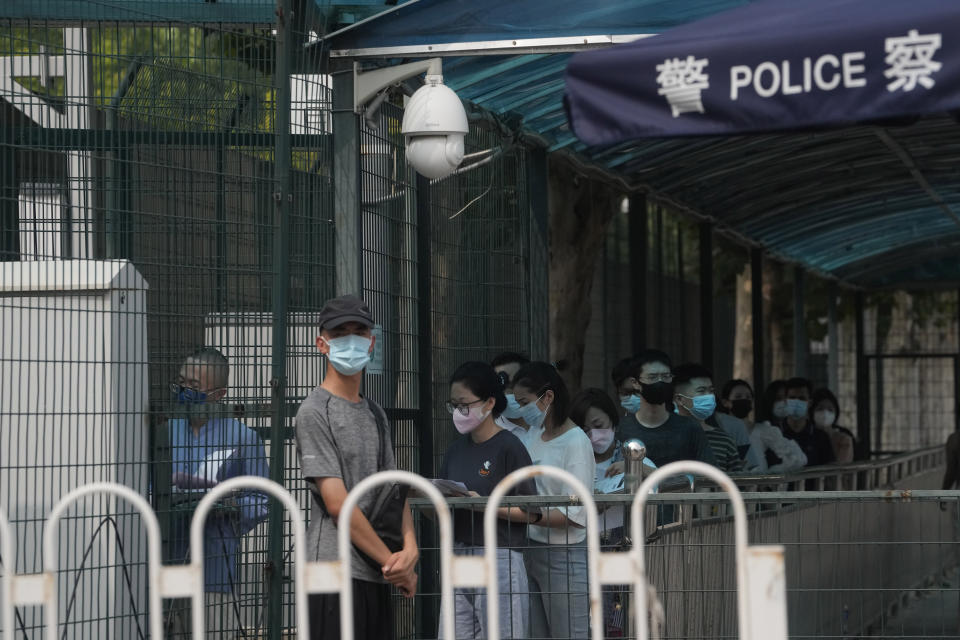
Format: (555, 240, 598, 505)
(409, 446, 945, 510)
(727, 445, 943, 491)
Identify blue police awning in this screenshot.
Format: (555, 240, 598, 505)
(565, 0, 960, 144)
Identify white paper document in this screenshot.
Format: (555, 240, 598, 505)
(596, 472, 625, 495)
(195, 448, 236, 484)
(430, 479, 470, 497)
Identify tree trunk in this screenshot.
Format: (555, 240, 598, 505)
(733, 265, 753, 382)
(547, 158, 619, 393)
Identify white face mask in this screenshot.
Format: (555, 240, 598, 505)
(814, 409, 837, 429)
(518, 396, 549, 429)
(322, 334, 372, 375)
(588, 428, 615, 454)
(772, 399, 789, 419)
(502, 393, 524, 419)
(786, 398, 809, 419)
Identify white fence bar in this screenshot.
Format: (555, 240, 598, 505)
(632, 461, 787, 640)
(1, 468, 788, 639)
(337, 470, 457, 640)
(188, 476, 308, 638)
(484, 465, 605, 640)
(1, 506, 11, 638)
(40, 482, 164, 638)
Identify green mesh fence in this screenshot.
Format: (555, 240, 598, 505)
(0, 11, 332, 638)
(0, 8, 542, 638)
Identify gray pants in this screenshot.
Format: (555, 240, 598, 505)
(524, 540, 589, 640)
(439, 544, 529, 640)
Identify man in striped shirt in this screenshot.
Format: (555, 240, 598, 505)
(672, 363, 743, 473)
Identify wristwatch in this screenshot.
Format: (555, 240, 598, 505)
(531, 510, 544, 524)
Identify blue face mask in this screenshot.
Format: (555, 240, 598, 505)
(517, 395, 548, 429)
(170, 383, 224, 420)
(786, 398, 809, 419)
(502, 393, 523, 419)
(680, 393, 717, 421)
(620, 394, 643, 414)
(171, 383, 208, 405)
(323, 334, 372, 376)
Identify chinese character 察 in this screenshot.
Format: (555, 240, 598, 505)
(884, 29, 942, 92)
(656, 55, 710, 117)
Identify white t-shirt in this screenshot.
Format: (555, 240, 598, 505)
(523, 424, 596, 544)
(496, 414, 529, 444)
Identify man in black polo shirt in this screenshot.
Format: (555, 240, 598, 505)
(780, 377, 836, 467)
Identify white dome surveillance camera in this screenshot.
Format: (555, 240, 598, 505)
(401, 76, 469, 180)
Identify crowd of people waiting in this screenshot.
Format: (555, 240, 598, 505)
(164, 294, 865, 639)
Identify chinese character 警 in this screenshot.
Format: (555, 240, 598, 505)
(884, 29, 942, 92)
(656, 55, 710, 117)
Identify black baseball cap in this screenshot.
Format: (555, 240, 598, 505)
(318, 294, 374, 330)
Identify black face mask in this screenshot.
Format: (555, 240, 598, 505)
(640, 381, 673, 406)
(730, 398, 753, 419)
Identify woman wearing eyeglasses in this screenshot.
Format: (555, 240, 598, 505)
(512, 361, 596, 640)
(438, 361, 539, 640)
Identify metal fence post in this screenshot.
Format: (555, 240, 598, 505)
(955, 288, 960, 435)
(793, 266, 807, 377)
(855, 291, 871, 456)
(526, 147, 550, 358)
(415, 172, 439, 635)
(268, 2, 294, 636)
(0, 126, 17, 261)
(699, 221, 714, 371)
(630, 195, 648, 353)
(654, 206, 664, 346)
(828, 283, 839, 393)
(332, 61, 363, 296)
(677, 224, 688, 358)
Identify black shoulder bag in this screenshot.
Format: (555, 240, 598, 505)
(313, 398, 409, 572)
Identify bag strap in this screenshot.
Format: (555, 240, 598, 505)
(366, 398, 388, 469)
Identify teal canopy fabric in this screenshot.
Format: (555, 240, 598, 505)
(325, 0, 749, 49)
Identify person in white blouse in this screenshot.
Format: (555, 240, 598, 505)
(491, 352, 532, 442)
(719, 379, 807, 473)
(513, 361, 595, 640)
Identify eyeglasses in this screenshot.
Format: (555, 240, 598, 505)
(639, 373, 673, 384)
(446, 399, 485, 416)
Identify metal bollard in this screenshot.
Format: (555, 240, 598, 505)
(622, 439, 647, 494)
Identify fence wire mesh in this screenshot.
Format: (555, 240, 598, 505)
(1, 10, 542, 637)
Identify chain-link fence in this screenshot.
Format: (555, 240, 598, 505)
(0, 8, 542, 638)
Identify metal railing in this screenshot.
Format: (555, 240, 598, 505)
(729, 445, 944, 493)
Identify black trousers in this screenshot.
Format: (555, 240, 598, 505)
(308, 579, 394, 640)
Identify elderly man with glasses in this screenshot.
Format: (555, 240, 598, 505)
(164, 347, 270, 638)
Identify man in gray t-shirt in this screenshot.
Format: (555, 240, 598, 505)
(295, 294, 418, 640)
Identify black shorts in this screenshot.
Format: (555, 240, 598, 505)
(308, 579, 394, 640)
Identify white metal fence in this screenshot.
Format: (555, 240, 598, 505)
(0, 462, 788, 640)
